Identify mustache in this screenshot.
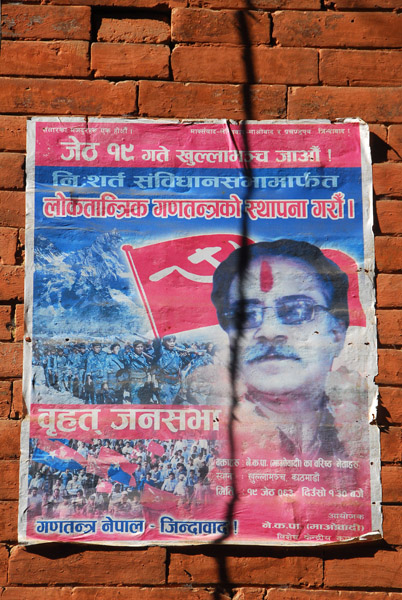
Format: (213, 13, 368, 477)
(243, 342, 300, 364)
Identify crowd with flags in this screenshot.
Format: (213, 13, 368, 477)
(28, 436, 219, 519)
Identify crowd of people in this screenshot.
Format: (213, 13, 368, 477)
(33, 335, 220, 405)
(27, 437, 218, 520)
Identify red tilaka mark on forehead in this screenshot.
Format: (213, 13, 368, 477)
(260, 260, 273, 292)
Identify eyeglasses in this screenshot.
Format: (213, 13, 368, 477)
(223, 295, 330, 329)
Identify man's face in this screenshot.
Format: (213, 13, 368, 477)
(226, 256, 346, 404)
(93, 344, 101, 354)
(163, 337, 176, 350)
(134, 343, 144, 355)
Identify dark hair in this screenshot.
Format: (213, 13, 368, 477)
(211, 240, 349, 330)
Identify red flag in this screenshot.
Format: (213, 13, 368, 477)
(122, 234, 253, 337)
(96, 480, 113, 493)
(141, 482, 178, 512)
(98, 447, 135, 476)
(148, 441, 165, 458)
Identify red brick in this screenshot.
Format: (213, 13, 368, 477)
(381, 427, 402, 462)
(14, 304, 24, 343)
(376, 200, 402, 234)
(98, 17, 170, 43)
(378, 350, 402, 386)
(377, 275, 402, 308)
(233, 590, 267, 600)
(172, 8, 270, 44)
(274, 11, 402, 48)
(72, 588, 229, 600)
(0, 343, 23, 378)
(0, 544, 8, 586)
(172, 46, 318, 85)
(0, 381, 11, 418)
(0, 192, 25, 228)
(0, 117, 27, 152)
(0, 460, 19, 500)
(0, 154, 25, 190)
(2, 5, 91, 40)
(288, 87, 402, 123)
(0, 306, 12, 341)
(320, 50, 402, 87)
(168, 552, 322, 585)
(265, 591, 390, 599)
(1, 590, 73, 600)
(0, 266, 24, 301)
(139, 81, 286, 119)
(0, 227, 18, 265)
(375, 237, 402, 272)
(189, 0, 320, 6)
(325, 0, 397, 7)
(325, 549, 402, 588)
(379, 387, 402, 424)
(0, 41, 89, 78)
(9, 546, 166, 585)
(0, 500, 18, 542)
(0, 78, 137, 116)
(383, 506, 402, 546)
(0, 419, 20, 459)
(11, 379, 24, 420)
(373, 163, 402, 197)
(377, 310, 402, 345)
(388, 125, 402, 161)
(381, 465, 402, 502)
(92, 43, 170, 79)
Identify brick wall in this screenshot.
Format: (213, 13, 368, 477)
(1, 0, 401, 597)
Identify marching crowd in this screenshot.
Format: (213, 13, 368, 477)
(33, 335, 218, 405)
(27, 437, 218, 519)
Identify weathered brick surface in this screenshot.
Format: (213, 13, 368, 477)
(168, 552, 322, 585)
(92, 43, 170, 79)
(375, 237, 402, 272)
(377, 275, 402, 308)
(0, 306, 12, 341)
(0, 460, 19, 500)
(0, 381, 12, 418)
(320, 50, 402, 87)
(325, 0, 397, 6)
(274, 11, 402, 48)
(8, 546, 166, 585)
(139, 81, 286, 119)
(0, 78, 137, 116)
(376, 201, 402, 234)
(381, 427, 402, 462)
(14, 304, 24, 343)
(0, 117, 27, 152)
(0, 501, 18, 542)
(0, 154, 25, 190)
(72, 588, 230, 599)
(11, 379, 24, 420)
(0, 266, 24, 302)
(0, 419, 20, 459)
(0, 192, 25, 228)
(379, 387, 402, 424)
(97, 17, 170, 43)
(383, 506, 402, 546)
(382, 465, 402, 502)
(0, 227, 18, 265)
(388, 125, 402, 160)
(288, 87, 402, 123)
(377, 349, 402, 386)
(0, 343, 23, 378)
(377, 310, 402, 345)
(1, 590, 72, 600)
(0, 41, 90, 78)
(373, 163, 402, 197)
(325, 550, 402, 588)
(266, 591, 391, 599)
(2, 5, 91, 40)
(172, 46, 318, 84)
(172, 8, 270, 44)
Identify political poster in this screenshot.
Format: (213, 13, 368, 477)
(20, 118, 381, 545)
